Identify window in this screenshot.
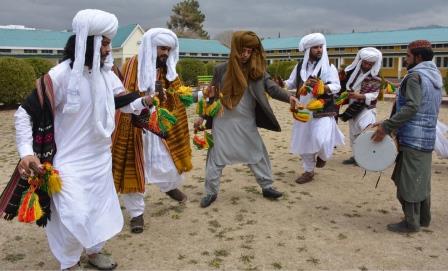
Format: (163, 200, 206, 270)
(329, 58, 339, 67)
(201, 53, 208, 56)
(212, 53, 219, 56)
(382, 57, 394, 68)
(0, 49, 12, 53)
(57, 50, 64, 54)
(24, 49, 38, 54)
(189, 53, 198, 56)
(179, 52, 186, 56)
(222, 54, 229, 57)
(435, 56, 448, 68)
(401, 57, 407, 68)
(41, 49, 53, 54)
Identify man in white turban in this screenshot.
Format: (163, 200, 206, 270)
(112, 28, 192, 234)
(14, 9, 152, 270)
(284, 33, 344, 184)
(339, 47, 383, 165)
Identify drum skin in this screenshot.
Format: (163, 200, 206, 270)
(353, 130, 398, 172)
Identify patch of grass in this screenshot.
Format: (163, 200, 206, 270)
(3, 253, 25, 263)
(208, 257, 223, 268)
(208, 219, 221, 228)
(214, 249, 230, 257)
(272, 262, 282, 269)
(240, 254, 254, 264)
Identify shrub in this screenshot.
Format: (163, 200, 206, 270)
(267, 60, 297, 80)
(177, 59, 206, 86)
(0, 57, 36, 105)
(24, 58, 54, 78)
(205, 61, 216, 75)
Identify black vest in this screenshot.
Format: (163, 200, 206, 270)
(295, 60, 337, 117)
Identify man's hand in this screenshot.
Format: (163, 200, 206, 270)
(289, 96, 299, 111)
(371, 122, 387, 143)
(143, 95, 153, 107)
(18, 155, 42, 179)
(306, 78, 318, 87)
(348, 92, 365, 100)
(193, 117, 204, 130)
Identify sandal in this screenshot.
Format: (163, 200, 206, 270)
(88, 252, 117, 270)
(130, 214, 144, 234)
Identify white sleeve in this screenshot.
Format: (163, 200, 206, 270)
(14, 106, 34, 158)
(119, 97, 147, 114)
(326, 65, 341, 94)
(284, 64, 298, 90)
(364, 91, 379, 106)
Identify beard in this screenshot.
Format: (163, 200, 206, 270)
(406, 63, 416, 70)
(157, 55, 168, 68)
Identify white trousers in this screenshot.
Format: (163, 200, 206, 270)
(46, 206, 106, 269)
(121, 177, 182, 219)
(301, 153, 317, 173)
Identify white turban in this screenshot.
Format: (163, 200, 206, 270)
(64, 9, 118, 138)
(298, 33, 330, 80)
(345, 47, 382, 91)
(138, 28, 179, 92)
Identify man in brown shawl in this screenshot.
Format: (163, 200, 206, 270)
(195, 31, 298, 208)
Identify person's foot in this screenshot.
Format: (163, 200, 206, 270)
(88, 252, 117, 270)
(342, 156, 357, 165)
(420, 220, 430, 227)
(387, 220, 420, 233)
(262, 187, 283, 199)
(166, 188, 187, 203)
(315, 157, 326, 168)
(130, 214, 144, 234)
(200, 194, 217, 208)
(295, 171, 315, 184)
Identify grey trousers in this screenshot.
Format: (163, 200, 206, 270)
(204, 152, 273, 195)
(397, 193, 431, 229)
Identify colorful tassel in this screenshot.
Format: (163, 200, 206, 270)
(18, 187, 42, 223)
(291, 109, 312, 123)
(176, 86, 194, 107)
(306, 99, 325, 111)
(192, 130, 214, 150)
(206, 100, 222, 118)
(312, 79, 325, 96)
(335, 91, 349, 106)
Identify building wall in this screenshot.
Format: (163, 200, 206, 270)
(265, 44, 448, 80)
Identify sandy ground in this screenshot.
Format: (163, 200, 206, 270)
(0, 100, 447, 270)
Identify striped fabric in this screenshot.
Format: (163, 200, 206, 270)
(111, 56, 193, 194)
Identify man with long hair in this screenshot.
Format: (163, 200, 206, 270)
(195, 31, 298, 208)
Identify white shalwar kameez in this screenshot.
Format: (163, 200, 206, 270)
(15, 60, 146, 269)
(286, 62, 344, 172)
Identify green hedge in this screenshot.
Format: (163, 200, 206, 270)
(205, 61, 215, 75)
(0, 57, 36, 105)
(177, 59, 206, 86)
(24, 58, 54, 78)
(267, 60, 297, 80)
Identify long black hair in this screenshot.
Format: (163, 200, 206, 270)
(62, 34, 95, 69)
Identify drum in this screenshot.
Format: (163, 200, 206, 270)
(353, 130, 397, 172)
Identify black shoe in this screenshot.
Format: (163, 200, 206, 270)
(166, 188, 187, 203)
(262, 187, 283, 199)
(387, 220, 420, 233)
(342, 156, 357, 165)
(315, 156, 326, 168)
(200, 194, 217, 208)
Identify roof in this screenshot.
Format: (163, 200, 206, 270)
(178, 38, 229, 54)
(262, 27, 448, 50)
(0, 28, 72, 49)
(112, 24, 140, 48)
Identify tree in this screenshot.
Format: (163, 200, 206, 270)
(167, 0, 209, 39)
